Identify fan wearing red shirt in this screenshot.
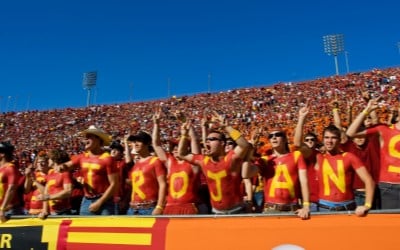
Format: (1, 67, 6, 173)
(152, 110, 202, 215)
(24, 152, 50, 215)
(0, 142, 24, 222)
(178, 112, 250, 214)
(38, 149, 72, 219)
(127, 131, 167, 215)
(347, 97, 400, 209)
(62, 126, 118, 215)
(317, 125, 374, 216)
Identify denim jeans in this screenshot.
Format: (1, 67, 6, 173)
(5, 206, 24, 217)
(79, 197, 115, 215)
(379, 182, 400, 209)
(318, 199, 356, 212)
(127, 207, 154, 215)
(253, 191, 264, 212)
(309, 202, 319, 212)
(354, 190, 366, 206)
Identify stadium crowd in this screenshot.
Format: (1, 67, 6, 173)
(0, 67, 400, 220)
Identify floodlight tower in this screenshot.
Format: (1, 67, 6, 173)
(323, 34, 345, 75)
(82, 71, 97, 107)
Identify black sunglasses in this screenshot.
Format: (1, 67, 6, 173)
(206, 137, 221, 142)
(304, 138, 316, 142)
(268, 132, 284, 139)
(226, 141, 235, 146)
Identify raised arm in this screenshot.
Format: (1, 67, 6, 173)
(346, 97, 380, 138)
(200, 115, 208, 148)
(188, 119, 201, 154)
(152, 105, 168, 162)
(23, 163, 35, 193)
(346, 98, 354, 125)
(293, 101, 314, 158)
(241, 143, 259, 179)
(362, 90, 379, 126)
(123, 134, 133, 165)
(178, 121, 195, 163)
(331, 99, 342, 130)
(294, 100, 310, 147)
(331, 99, 349, 144)
(211, 111, 249, 160)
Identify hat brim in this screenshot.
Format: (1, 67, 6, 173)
(80, 129, 112, 146)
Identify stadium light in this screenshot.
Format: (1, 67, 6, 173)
(82, 71, 97, 107)
(323, 34, 345, 75)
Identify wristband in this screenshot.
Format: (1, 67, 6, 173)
(332, 108, 339, 112)
(362, 110, 369, 116)
(364, 203, 372, 209)
(155, 205, 164, 210)
(180, 135, 189, 140)
(302, 201, 310, 207)
(229, 129, 242, 141)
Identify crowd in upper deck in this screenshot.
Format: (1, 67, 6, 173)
(0, 68, 400, 221)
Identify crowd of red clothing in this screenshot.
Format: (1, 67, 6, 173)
(1, 67, 400, 165)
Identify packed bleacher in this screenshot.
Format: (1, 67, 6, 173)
(1, 66, 400, 219)
(1, 67, 399, 161)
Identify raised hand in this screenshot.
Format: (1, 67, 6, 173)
(299, 99, 311, 117)
(153, 105, 162, 124)
(210, 110, 227, 128)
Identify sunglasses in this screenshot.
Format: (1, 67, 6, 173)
(226, 141, 235, 146)
(268, 132, 284, 139)
(206, 137, 221, 142)
(304, 138, 316, 142)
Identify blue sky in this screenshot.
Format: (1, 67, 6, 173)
(1, 0, 399, 112)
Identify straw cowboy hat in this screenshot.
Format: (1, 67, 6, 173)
(80, 125, 112, 146)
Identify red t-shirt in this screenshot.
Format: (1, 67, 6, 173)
(316, 152, 364, 202)
(340, 134, 380, 189)
(114, 159, 129, 199)
(0, 162, 21, 207)
(29, 171, 47, 211)
(129, 156, 166, 203)
(166, 154, 200, 205)
(260, 151, 307, 204)
(71, 151, 117, 197)
(46, 169, 72, 213)
(192, 151, 242, 210)
(367, 124, 400, 184)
